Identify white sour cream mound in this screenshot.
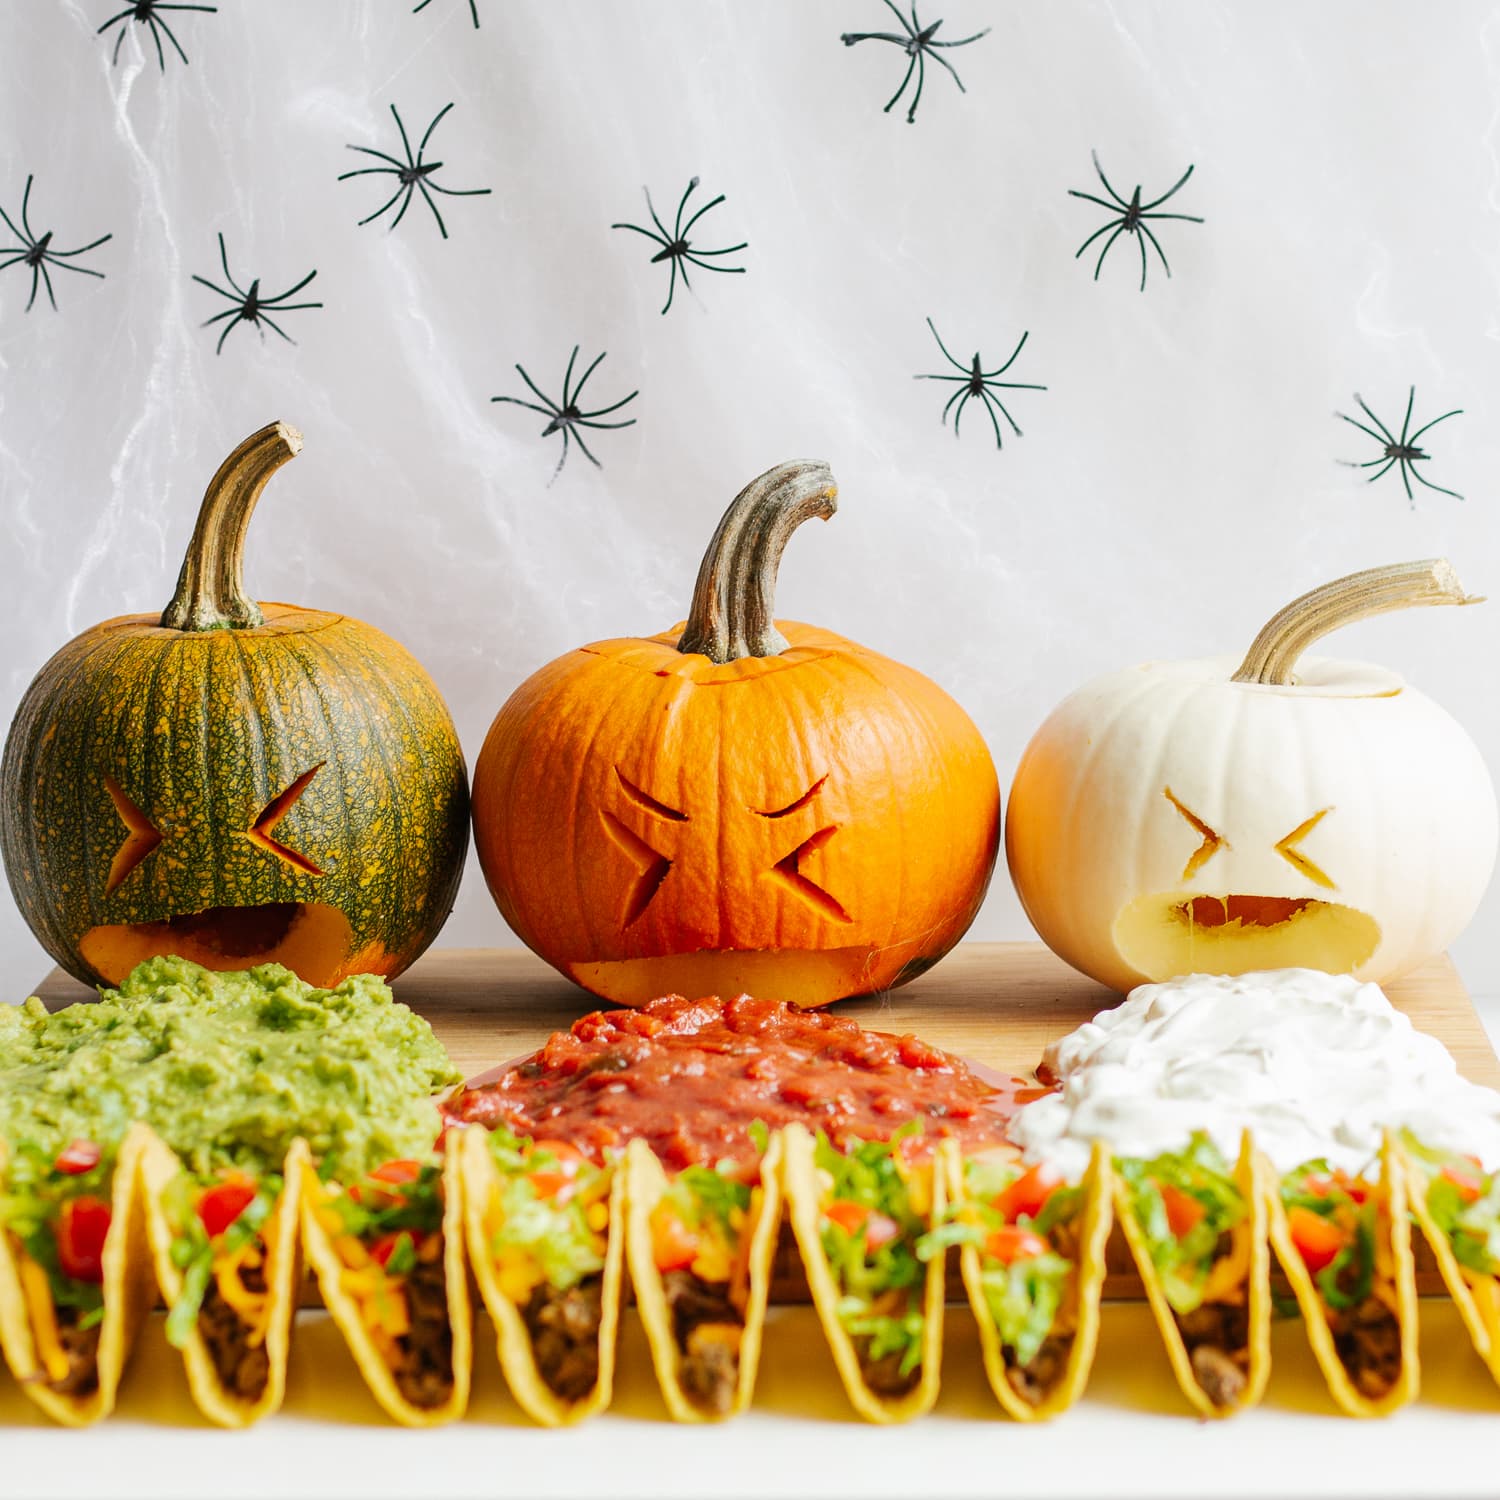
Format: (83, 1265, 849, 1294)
(1009, 968, 1500, 1178)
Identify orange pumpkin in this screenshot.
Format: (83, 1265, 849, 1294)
(471, 460, 1000, 1007)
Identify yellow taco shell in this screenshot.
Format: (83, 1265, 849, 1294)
(0, 1125, 154, 1426)
(137, 1127, 304, 1428)
(624, 1134, 783, 1422)
(1112, 1130, 1271, 1419)
(1265, 1128, 1418, 1417)
(461, 1124, 626, 1426)
(781, 1123, 946, 1424)
(944, 1138, 1111, 1421)
(298, 1132, 471, 1426)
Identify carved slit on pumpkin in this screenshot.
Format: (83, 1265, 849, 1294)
(756, 774, 828, 820)
(600, 812, 674, 928)
(769, 826, 851, 924)
(102, 775, 163, 895)
(242, 765, 325, 877)
(1274, 809, 1336, 889)
(613, 768, 688, 823)
(1163, 788, 1227, 881)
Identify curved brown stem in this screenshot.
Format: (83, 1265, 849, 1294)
(160, 422, 303, 632)
(676, 461, 838, 664)
(1231, 559, 1482, 686)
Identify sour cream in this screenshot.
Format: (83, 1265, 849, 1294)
(1008, 968, 1500, 1178)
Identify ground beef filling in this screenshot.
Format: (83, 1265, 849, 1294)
(391, 1253, 453, 1409)
(1331, 1295, 1402, 1398)
(1005, 1332, 1073, 1406)
(198, 1262, 270, 1400)
(853, 1289, 922, 1398)
(523, 1272, 604, 1402)
(661, 1269, 743, 1415)
(1175, 1299, 1250, 1409)
(48, 1305, 101, 1398)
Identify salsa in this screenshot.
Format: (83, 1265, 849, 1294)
(444, 995, 1034, 1175)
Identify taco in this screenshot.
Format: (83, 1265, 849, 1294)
(0, 1126, 152, 1425)
(1266, 1129, 1418, 1416)
(930, 1139, 1110, 1420)
(1398, 1133, 1500, 1382)
(624, 1131, 783, 1422)
(299, 1132, 470, 1425)
(1112, 1130, 1270, 1418)
(137, 1127, 304, 1427)
(461, 1124, 625, 1426)
(781, 1123, 946, 1424)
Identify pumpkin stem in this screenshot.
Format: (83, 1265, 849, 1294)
(160, 421, 304, 632)
(676, 461, 838, 664)
(1230, 559, 1483, 686)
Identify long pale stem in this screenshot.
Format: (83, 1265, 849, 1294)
(1231, 559, 1482, 686)
(160, 422, 303, 632)
(676, 460, 838, 664)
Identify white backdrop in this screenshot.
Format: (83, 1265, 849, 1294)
(2, 0, 1497, 1004)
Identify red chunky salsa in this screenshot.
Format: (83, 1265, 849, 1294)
(443, 995, 1033, 1175)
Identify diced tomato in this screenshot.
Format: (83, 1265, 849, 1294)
(1157, 1183, 1207, 1238)
(1441, 1163, 1485, 1204)
(369, 1231, 413, 1270)
(56, 1196, 112, 1283)
(197, 1176, 258, 1239)
(53, 1140, 101, 1176)
(985, 1225, 1049, 1264)
(823, 1199, 871, 1237)
(369, 1159, 423, 1186)
(529, 1141, 585, 1201)
(650, 1207, 699, 1272)
(1287, 1206, 1346, 1274)
(863, 1212, 901, 1252)
(1301, 1170, 1369, 1206)
(993, 1163, 1062, 1224)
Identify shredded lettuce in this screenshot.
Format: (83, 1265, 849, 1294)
(485, 1127, 607, 1293)
(1402, 1134, 1500, 1277)
(1279, 1160, 1376, 1312)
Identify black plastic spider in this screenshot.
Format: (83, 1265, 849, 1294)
(339, 103, 491, 239)
(611, 178, 747, 316)
(0, 176, 112, 313)
(412, 0, 479, 29)
(97, 1, 218, 71)
(191, 234, 321, 356)
(915, 317, 1046, 450)
(1336, 388, 1463, 505)
(1069, 151, 1203, 292)
(840, 0, 989, 123)
(492, 347, 639, 481)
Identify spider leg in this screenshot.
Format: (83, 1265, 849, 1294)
(569, 427, 605, 469)
(1140, 222, 1173, 281)
(951, 389, 972, 436)
(1339, 456, 1396, 469)
(47, 233, 113, 258)
(1135, 229, 1150, 290)
(547, 427, 573, 484)
(572, 413, 638, 430)
(1068, 190, 1124, 214)
(144, 16, 168, 73)
(23, 263, 41, 312)
(96, 8, 134, 34)
(1407, 407, 1463, 444)
(1407, 462, 1464, 502)
(342, 146, 411, 170)
(924, 46, 973, 95)
(191, 275, 237, 302)
(981, 386, 1023, 437)
(200, 305, 244, 326)
(681, 251, 746, 274)
(1090, 151, 1132, 211)
(514, 363, 561, 412)
(216, 233, 248, 300)
(19, 175, 36, 241)
(415, 181, 451, 238)
(979, 389, 1006, 450)
(417, 102, 457, 160)
(424, 180, 491, 198)
(492, 396, 556, 423)
(924, 317, 969, 375)
(1397, 456, 1416, 505)
(1092, 224, 1127, 279)
(1334, 413, 1389, 449)
(413, 0, 434, 10)
(0, 200, 28, 248)
(261, 269, 318, 304)
(1352, 456, 1397, 483)
(152, 14, 193, 66)
(913, 373, 971, 384)
(113, 25, 129, 64)
(1139, 211, 1205, 225)
(0, 253, 30, 272)
(1140, 163, 1195, 212)
(938, 384, 965, 426)
(904, 52, 926, 122)
(928, 27, 991, 47)
(389, 105, 417, 170)
(840, 30, 908, 46)
(611, 222, 671, 250)
(661, 256, 678, 315)
(1351, 394, 1398, 448)
(986, 330, 1030, 377)
(569, 349, 607, 404)
(468, 0, 480, 25)
(683, 242, 748, 259)
(1073, 216, 1122, 260)
(43, 257, 107, 281)
(257, 312, 296, 345)
(680, 192, 729, 239)
(559, 347, 583, 408)
(882, 0, 914, 34)
(672, 178, 700, 241)
(883, 54, 917, 116)
(155, 5, 220, 13)
(1397, 386, 1416, 447)
(215, 315, 243, 356)
(641, 186, 674, 244)
(386, 185, 419, 232)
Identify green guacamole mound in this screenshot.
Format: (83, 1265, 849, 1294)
(0, 956, 461, 1179)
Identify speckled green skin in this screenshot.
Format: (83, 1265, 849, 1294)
(0, 602, 469, 987)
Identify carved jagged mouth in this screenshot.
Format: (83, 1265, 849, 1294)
(1113, 892, 1381, 984)
(78, 902, 356, 987)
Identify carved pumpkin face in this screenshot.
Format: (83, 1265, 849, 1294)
(0, 426, 469, 989)
(471, 462, 1000, 1008)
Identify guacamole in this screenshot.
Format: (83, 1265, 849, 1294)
(0, 957, 460, 1177)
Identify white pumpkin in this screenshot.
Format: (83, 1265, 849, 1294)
(1006, 561, 1498, 993)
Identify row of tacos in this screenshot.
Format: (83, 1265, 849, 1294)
(0, 1117, 1491, 1425)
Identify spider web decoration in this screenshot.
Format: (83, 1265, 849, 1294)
(412, 0, 480, 30)
(840, 0, 990, 124)
(915, 317, 1046, 451)
(612, 178, 748, 316)
(339, 103, 492, 240)
(192, 233, 322, 355)
(1069, 150, 1203, 292)
(1336, 388, 1464, 505)
(492, 346, 640, 483)
(0, 176, 112, 313)
(97, 2, 218, 72)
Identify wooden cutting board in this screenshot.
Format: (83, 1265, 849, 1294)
(32, 942, 1498, 1297)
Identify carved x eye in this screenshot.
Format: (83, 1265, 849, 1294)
(601, 768, 687, 927)
(758, 774, 850, 924)
(245, 765, 325, 876)
(1275, 808, 1336, 889)
(1164, 787, 1228, 881)
(102, 775, 162, 895)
